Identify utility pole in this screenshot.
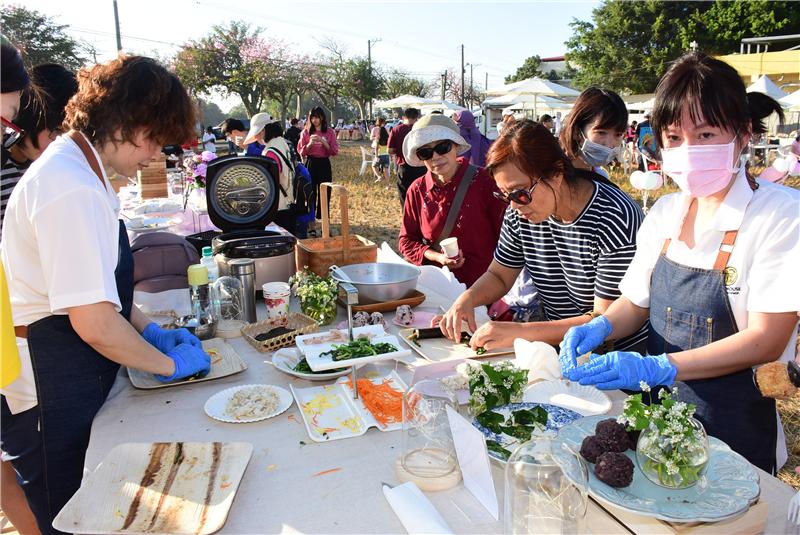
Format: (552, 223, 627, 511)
(460, 45, 465, 107)
(466, 62, 480, 109)
(441, 72, 447, 101)
(367, 39, 380, 121)
(113, 0, 122, 52)
(485, 72, 488, 90)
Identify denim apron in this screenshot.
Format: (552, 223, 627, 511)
(647, 228, 777, 473)
(20, 132, 134, 533)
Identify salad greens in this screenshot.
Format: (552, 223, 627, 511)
(475, 406, 548, 445)
(319, 338, 398, 362)
(293, 357, 346, 374)
(486, 440, 512, 461)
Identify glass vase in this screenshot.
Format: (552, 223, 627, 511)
(635, 417, 709, 489)
(301, 299, 337, 326)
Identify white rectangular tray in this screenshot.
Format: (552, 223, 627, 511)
(53, 441, 252, 535)
(295, 324, 385, 353)
(399, 328, 514, 362)
(128, 338, 247, 389)
(299, 326, 412, 372)
(290, 370, 407, 442)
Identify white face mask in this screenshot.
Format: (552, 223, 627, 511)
(580, 135, 620, 167)
(661, 139, 743, 197)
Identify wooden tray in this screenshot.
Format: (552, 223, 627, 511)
(398, 328, 514, 362)
(587, 497, 768, 535)
(337, 289, 426, 313)
(53, 442, 253, 535)
(128, 338, 247, 389)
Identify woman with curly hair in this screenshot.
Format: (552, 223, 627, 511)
(0, 56, 211, 534)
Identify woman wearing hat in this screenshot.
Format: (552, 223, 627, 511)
(440, 120, 647, 354)
(398, 114, 506, 288)
(560, 53, 798, 473)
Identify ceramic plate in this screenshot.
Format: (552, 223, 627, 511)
(126, 216, 180, 232)
(391, 310, 437, 329)
(554, 415, 760, 523)
(204, 384, 293, 423)
(472, 402, 582, 463)
(523, 380, 611, 416)
(272, 348, 352, 381)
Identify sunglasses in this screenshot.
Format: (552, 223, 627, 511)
(492, 179, 540, 205)
(416, 140, 454, 161)
(1, 117, 23, 150)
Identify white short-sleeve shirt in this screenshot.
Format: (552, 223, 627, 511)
(620, 168, 799, 363)
(1, 133, 122, 414)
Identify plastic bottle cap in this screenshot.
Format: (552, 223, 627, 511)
(187, 264, 209, 286)
(201, 246, 212, 258)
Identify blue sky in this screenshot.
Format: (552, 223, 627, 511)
(20, 0, 600, 108)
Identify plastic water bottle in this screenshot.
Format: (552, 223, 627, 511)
(200, 246, 219, 282)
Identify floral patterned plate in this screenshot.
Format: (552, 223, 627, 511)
(554, 415, 760, 523)
(472, 402, 582, 463)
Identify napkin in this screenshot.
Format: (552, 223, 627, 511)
(513, 339, 561, 383)
(382, 482, 453, 535)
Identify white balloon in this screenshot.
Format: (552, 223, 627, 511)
(641, 171, 664, 190)
(629, 170, 646, 190)
(772, 156, 790, 174)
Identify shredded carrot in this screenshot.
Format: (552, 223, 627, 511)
(346, 378, 403, 427)
(312, 467, 342, 477)
(287, 414, 300, 424)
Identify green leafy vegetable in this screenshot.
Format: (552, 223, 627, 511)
(319, 338, 398, 362)
(499, 424, 532, 441)
(476, 410, 505, 434)
(293, 357, 346, 374)
(510, 407, 548, 427)
(486, 440, 512, 461)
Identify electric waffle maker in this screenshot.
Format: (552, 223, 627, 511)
(190, 154, 297, 288)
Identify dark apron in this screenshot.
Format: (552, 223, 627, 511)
(647, 229, 777, 473)
(21, 132, 134, 533)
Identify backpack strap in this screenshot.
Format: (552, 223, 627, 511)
(265, 146, 293, 198)
(434, 164, 477, 249)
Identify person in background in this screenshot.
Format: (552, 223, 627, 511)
(242, 113, 299, 236)
(220, 118, 263, 156)
(453, 109, 492, 167)
(1, 56, 210, 534)
(398, 114, 506, 288)
(440, 120, 647, 353)
(0, 37, 41, 535)
(560, 53, 797, 474)
(284, 118, 302, 155)
(370, 117, 390, 182)
(1, 64, 78, 234)
(635, 112, 656, 171)
(539, 114, 554, 133)
(297, 106, 338, 222)
(202, 125, 217, 153)
(388, 107, 426, 206)
(559, 86, 628, 180)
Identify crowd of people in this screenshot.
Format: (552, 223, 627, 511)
(0, 32, 798, 535)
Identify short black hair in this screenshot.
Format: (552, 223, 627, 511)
(16, 64, 78, 149)
(1, 40, 29, 94)
(221, 118, 245, 135)
(206, 125, 213, 133)
(559, 86, 627, 160)
(262, 121, 284, 142)
(403, 108, 420, 120)
(290, 118, 299, 126)
(539, 114, 553, 123)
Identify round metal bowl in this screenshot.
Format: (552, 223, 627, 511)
(330, 263, 421, 304)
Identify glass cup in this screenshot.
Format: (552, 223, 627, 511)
(262, 282, 291, 321)
(401, 380, 459, 480)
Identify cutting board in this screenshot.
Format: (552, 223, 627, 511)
(128, 338, 247, 389)
(53, 442, 253, 535)
(398, 328, 514, 362)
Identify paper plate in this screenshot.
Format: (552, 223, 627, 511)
(272, 348, 352, 381)
(126, 216, 180, 232)
(523, 380, 611, 416)
(204, 384, 292, 423)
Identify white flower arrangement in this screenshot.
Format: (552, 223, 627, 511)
(465, 361, 528, 415)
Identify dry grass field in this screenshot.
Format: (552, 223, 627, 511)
(326, 141, 800, 489)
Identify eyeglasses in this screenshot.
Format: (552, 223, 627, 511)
(416, 140, 454, 161)
(1, 117, 23, 150)
(492, 179, 540, 205)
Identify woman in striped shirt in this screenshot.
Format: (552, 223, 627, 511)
(440, 120, 648, 353)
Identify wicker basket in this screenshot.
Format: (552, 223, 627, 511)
(241, 312, 319, 353)
(295, 183, 377, 277)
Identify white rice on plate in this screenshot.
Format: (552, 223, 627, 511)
(225, 386, 279, 420)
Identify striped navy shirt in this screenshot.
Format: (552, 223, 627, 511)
(1, 147, 29, 237)
(494, 179, 649, 351)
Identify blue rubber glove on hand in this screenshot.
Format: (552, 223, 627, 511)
(559, 315, 612, 377)
(155, 343, 211, 382)
(567, 351, 677, 391)
(142, 322, 202, 352)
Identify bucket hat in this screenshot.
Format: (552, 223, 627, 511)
(402, 114, 471, 167)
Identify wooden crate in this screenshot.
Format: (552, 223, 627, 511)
(137, 154, 168, 199)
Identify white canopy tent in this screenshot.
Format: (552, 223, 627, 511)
(746, 75, 788, 100)
(418, 100, 467, 116)
(779, 89, 800, 112)
(481, 77, 580, 117)
(373, 94, 442, 108)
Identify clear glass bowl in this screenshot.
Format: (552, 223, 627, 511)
(636, 417, 710, 489)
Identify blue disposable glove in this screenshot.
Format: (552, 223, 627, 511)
(559, 315, 612, 377)
(142, 322, 202, 352)
(155, 343, 211, 382)
(567, 351, 677, 391)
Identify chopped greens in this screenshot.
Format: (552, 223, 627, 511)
(486, 440, 512, 461)
(293, 357, 346, 375)
(460, 333, 486, 355)
(319, 338, 398, 362)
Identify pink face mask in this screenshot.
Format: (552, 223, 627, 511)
(661, 140, 740, 197)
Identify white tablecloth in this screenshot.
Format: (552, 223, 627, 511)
(84, 282, 799, 534)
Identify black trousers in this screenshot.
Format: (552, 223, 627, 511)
(306, 156, 332, 220)
(397, 164, 427, 207)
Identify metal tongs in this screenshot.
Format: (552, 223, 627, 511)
(336, 279, 360, 400)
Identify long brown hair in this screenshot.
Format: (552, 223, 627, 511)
(559, 86, 627, 161)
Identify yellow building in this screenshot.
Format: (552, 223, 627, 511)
(716, 50, 800, 88)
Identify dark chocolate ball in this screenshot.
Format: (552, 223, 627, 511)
(595, 418, 630, 453)
(594, 451, 634, 488)
(579, 435, 607, 463)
